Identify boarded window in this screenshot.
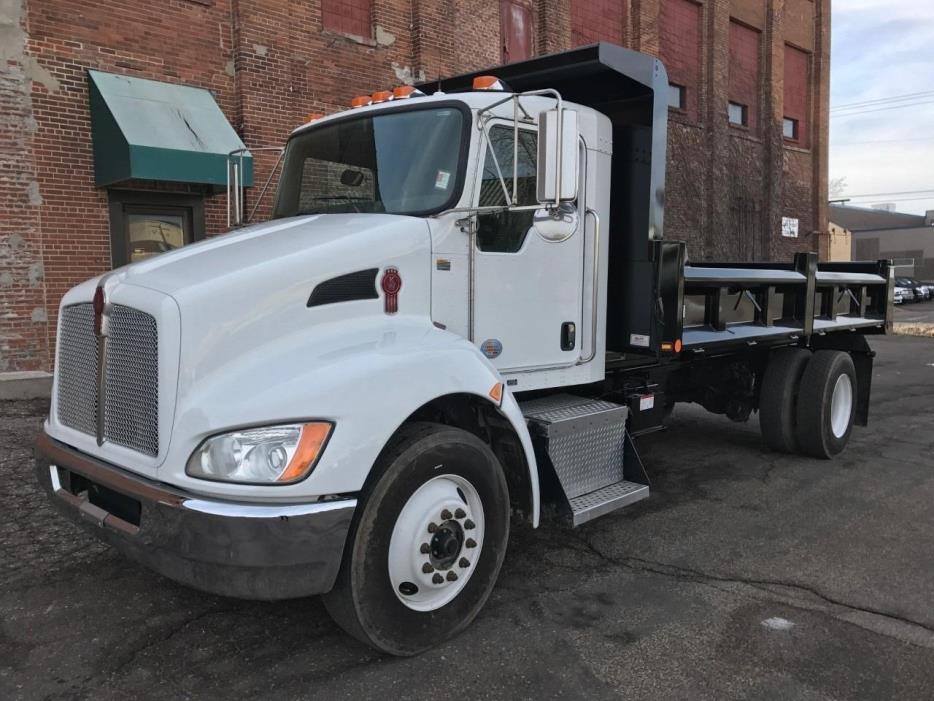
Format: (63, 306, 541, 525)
(571, 0, 625, 47)
(501, 1, 533, 64)
(321, 0, 372, 39)
(728, 21, 760, 131)
(660, 0, 702, 120)
(783, 44, 810, 147)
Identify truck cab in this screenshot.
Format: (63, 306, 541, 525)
(36, 43, 893, 656)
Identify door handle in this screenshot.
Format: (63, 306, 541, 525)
(561, 322, 576, 351)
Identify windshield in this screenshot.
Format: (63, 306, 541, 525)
(273, 105, 466, 218)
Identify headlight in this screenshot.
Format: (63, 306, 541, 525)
(186, 422, 333, 484)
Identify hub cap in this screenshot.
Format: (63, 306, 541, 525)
(830, 373, 853, 439)
(388, 475, 484, 612)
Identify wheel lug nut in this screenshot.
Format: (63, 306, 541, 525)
(455, 508, 466, 519)
(446, 571, 458, 582)
(466, 538, 477, 548)
(422, 563, 435, 574)
(427, 522, 438, 533)
(432, 573, 444, 584)
(441, 509, 452, 520)
(459, 557, 470, 568)
(464, 519, 475, 530)
(419, 543, 430, 554)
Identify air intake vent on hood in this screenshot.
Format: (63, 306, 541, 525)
(307, 268, 379, 307)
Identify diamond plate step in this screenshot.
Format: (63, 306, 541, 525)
(568, 480, 649, 527)
(520, 394, 650, 526)
(521, 394, 629, 499)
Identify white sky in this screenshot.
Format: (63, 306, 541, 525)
(830, 0, 934, 216)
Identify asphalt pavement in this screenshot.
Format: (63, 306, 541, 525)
(2, 334, 933, 700)
(895, 297, 934, 325)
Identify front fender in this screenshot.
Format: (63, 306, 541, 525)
(166, 317, 539, 525)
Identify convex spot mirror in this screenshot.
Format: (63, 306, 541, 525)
(533, 203, 579, 242)
(536, 108, 579, 204)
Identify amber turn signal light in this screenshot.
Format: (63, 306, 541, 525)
(277, 422, 333, 482)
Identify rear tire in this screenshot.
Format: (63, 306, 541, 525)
(795, 350, 857, 459)
(323, 422, 510, 655)
(759, 348, 812, 453)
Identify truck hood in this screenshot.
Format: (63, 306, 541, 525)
(108, 212, 432, 425)
(116, 213, 429, 299)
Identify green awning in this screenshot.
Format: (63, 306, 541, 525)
(88, 70, 253, 187)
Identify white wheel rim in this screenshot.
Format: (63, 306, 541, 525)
(388, 474, 484, 612)
(830, 374, 853, 439)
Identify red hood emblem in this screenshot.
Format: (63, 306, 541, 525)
(93, 285, 105, 336)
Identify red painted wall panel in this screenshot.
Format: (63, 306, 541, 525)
(729, 21, 760, 131)
(571, 0, 624, 47)
(322, 0, 372, 39)
(660, 0, 702, 121)
(784, 44, 811, 147)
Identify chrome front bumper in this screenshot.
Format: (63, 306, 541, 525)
(35, 431, 356, 600)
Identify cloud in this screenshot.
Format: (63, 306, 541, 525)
(830, 2, 934, 215)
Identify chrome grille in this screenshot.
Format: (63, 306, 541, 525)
(103, 305, 159, 456)
(56, 302, 159, 457)
(57, 304, 99, 436)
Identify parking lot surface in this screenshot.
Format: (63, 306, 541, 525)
(895, 298, 934, 325)
(2, 334, 932, 700)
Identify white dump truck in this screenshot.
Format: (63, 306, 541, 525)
(36, 43, 893, 655)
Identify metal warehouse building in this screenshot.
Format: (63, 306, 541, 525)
(0, 0, 829, 374)
(830, 204, 934, 280)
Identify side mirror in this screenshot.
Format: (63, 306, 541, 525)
(537, 108, 579, 205)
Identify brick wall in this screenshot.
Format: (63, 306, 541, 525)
(0, 0, 830, 372)
(0, 0, 50, 372)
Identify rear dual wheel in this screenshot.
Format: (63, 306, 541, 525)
(795, 350, 856, 459)
(759, 349, 857, 459)
(323, 422, 510, 656)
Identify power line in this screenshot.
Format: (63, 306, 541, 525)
(831, 90, 934, 111)
(843, 189, 934, 199)
(837, 196, 934, 205)
(832, 99, 934, 118)
(832, 137, 934, 146)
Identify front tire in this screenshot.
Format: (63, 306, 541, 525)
(323, 422, 510, 655)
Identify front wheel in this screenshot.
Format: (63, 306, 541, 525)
(323, 422, 510, 655)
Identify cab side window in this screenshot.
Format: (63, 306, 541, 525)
(477, 126, 537, 253)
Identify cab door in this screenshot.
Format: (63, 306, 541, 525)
(471, 124, 584, 371)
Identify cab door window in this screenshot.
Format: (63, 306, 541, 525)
(477, 126, 537, 253)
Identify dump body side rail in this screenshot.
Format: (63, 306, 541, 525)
(681, 253, 893, 354)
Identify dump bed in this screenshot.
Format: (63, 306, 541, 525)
(428, 43, 893, 360)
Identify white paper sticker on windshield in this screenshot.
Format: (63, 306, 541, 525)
(435, 170, 451, 190)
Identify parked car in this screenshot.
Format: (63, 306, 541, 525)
(895, 285, 914, 304)
(896, 278, 928, 302)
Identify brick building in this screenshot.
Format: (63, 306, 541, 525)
(0, 0, 829, 373)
